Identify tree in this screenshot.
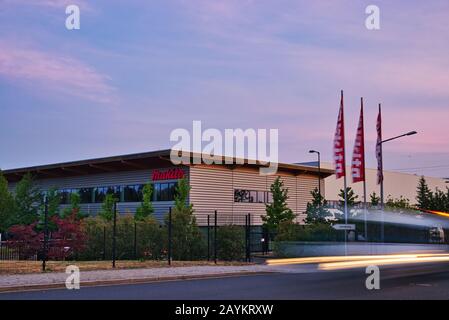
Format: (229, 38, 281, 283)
(135, 183, 154, 221)
(99, 193, 118, 221)
(430, 188, 448, 212)
(164, 177, 205, 260)
(262, 177, 295, 233)
(416, 176, 432, 210)
(0, 171, 15, 232)
(338, 187, 359, 208)
(45, 187, 61, 218)
(305, 188, 332, 225)
(370, 192, 380, 206)
(174, 177, 192, 213)
(386, 195, 411, 209)
(62, 192, 86, 219)
(12, 173, 42, 225)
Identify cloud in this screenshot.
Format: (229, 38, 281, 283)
(0, 41, 116, 103)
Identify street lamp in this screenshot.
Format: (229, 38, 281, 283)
(378, 130, 418, 242)
(378, 130, 418, 207)
(309, 150, 321, 197)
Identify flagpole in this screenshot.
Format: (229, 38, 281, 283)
(342, 90, 348, 255)
(361, 98, 368, 241)
(379, 103, 384, 243)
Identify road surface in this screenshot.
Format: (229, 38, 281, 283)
(1, 262, 449, 300)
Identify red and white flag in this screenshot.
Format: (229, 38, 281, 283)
(351, 101, 365, 183)
(376, 104, 383, 185)
(333, 90, 346, 179)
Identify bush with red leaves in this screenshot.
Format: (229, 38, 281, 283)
(7, 209, 87, 261)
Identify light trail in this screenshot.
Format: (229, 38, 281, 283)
(266, 253, 449, 270)
(319, 253, 449, 270)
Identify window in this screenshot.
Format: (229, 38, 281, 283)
(60, 189, 70, 204)
(124, 185, 143, 202)
(79, 188, 93, 204)
(159, 183, 169, 201)
(266, 191, 273, 203)
(257, 191, 265, 203)
(234, 189, 271, 203)
(94, 187, 106, 203)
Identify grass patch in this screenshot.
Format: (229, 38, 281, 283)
(0, 260, 251, 275)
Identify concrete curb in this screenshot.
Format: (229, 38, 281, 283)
(0, 271, 274, 293)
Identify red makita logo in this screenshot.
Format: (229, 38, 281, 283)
(152, 168, 184, 181)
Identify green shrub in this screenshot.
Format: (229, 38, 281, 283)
(216, 225, 245, 261)
(165, 208, 206, 260)
(79, 215, 165, 261)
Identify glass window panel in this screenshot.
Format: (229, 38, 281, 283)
(257, 191, 265, 203)
(94, 187, 106, 203)
(79, 188, 93, 203)
(160, 183, 169, 201)
(124, 185, 139, 202)
(249, 191, 257, 203)
(266, 191, 273, 203)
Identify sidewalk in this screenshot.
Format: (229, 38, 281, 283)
(0, 265, 279, 292)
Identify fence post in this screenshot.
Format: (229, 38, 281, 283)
(214, 210, 217, 264)
(207, 215, 210, 261)
(42, 196, 49, 272)
(247, 213, 251, 263)
(134, 221, 137, 260)
(103, 226, 106, 260)
(245, 215, 249, 262)
(168, 207, 172, 266)
(112, 201, 117, 268)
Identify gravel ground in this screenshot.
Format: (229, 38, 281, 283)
(0, 264, 288, 289)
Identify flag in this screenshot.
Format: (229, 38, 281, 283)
(351, 101, 365, 183)
(376, 104, 383, 185)
(333, 90, 346, 179)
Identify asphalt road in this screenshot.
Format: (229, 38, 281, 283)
(2, 262, 449, 300)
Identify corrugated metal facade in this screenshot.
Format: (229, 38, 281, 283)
(8, 163, 322, 226)
(189, 164, 321, 225)
(9, 167, 187, 221)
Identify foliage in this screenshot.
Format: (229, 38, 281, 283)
(164, 179, 206, 260)
(48, 210, 87, 260)
(0, 171, 15, 232)
(262, 177, 295, 233)
(415, 177, 449, 212)
(338, 187, 359, 208)
(165, 208, 206, 260)
(216, 225, 245, 261)
(62, 192, 86, 219)
(7, 209, 86, 260)
(12, 173, 42, 225)
(99, 193, 118, 221)
(7, 222, 43, 259)
(45, 187, 61, 218)
(305, 188, 332, 225)
(386, 195, 411, 210)
(174, 177, 192, 213)
(135, 183, 154, 221)
(416, 176, 432, 210)
(370, 192, 380, 206)
(275, 220, 301, 241)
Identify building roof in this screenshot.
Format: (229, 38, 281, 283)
(2, 149, 334, 182)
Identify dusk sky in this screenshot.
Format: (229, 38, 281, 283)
(1, 0, 448, 178)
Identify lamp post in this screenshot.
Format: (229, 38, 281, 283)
(309, 150, 321, 197)
(378, 130, 417, 242)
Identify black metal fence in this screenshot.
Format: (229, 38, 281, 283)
(0, 209, 269, 273)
